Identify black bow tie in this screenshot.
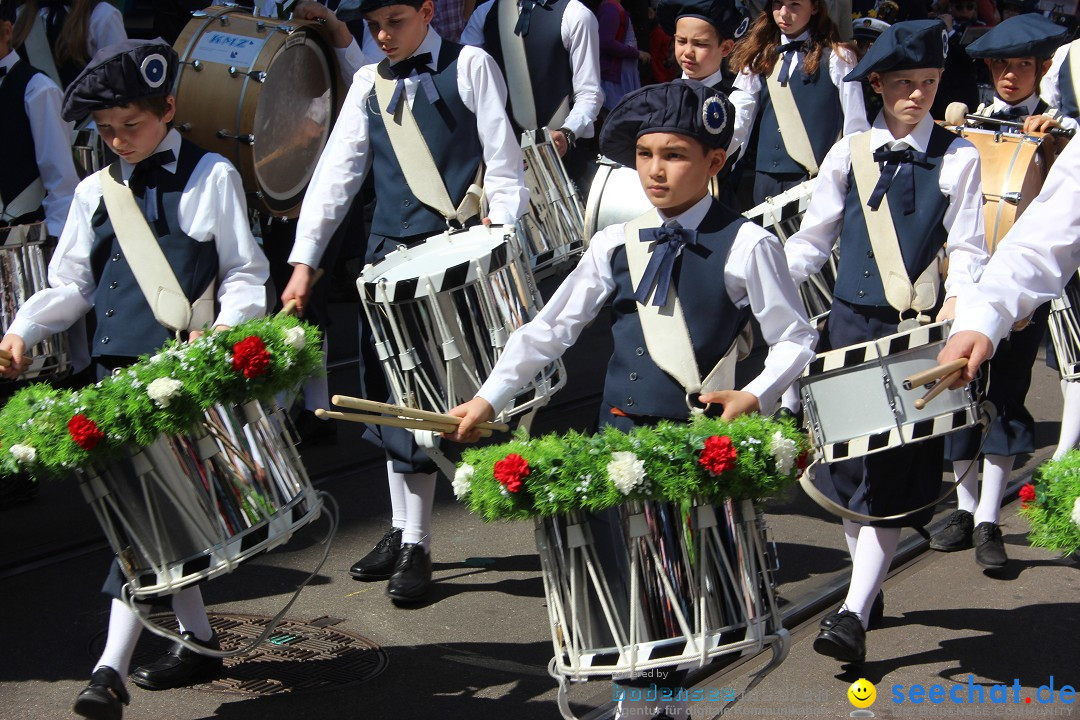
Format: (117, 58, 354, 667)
(634, 221, 698, 307)
(867, 145, 929, 216)
(129, 149, 175, 197)
(386, 53, 440, 113)
(389, 52, 433, 79)
(776, 40, 804, 86)
(514, 0, 552, 36)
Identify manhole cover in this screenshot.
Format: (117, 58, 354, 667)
(91, 613, 388, 696)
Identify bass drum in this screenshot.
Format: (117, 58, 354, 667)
(583, 157, 651, 240)
(172, 6, 345, 217)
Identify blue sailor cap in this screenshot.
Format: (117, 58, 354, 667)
(844, 19, 949, 82)
(852, 16, 891, 43)
(655, 0, 749, 41)
(599, 79, 734, 168)
(965, 13, 1069, 59)
(61, 40, 178, 124)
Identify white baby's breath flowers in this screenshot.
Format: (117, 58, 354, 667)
(283, 326, 307, 351)
(453, 464, 475, 499)
(770, 431, 797, 476)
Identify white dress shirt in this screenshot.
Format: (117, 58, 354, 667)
(289, 29, 528, 268)
(460, 0, 604, 139)
(476, 193, 818, 416)
(30, 2, 127, 62)
(1, 51, 78, 237)
(8, 130, 269, 348)
(1040, 40, 1077, 114)
(686, 65, 753, 162)
(976, 93, 1080, 134)
(952, 135, 1080, 347)
(785, 112, 988, 300)
(732, 33, 869, 148)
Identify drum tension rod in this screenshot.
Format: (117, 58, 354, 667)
(217, 130, 255, 145)
(181, 59, 203, 72)
(229, 67, 267, 82)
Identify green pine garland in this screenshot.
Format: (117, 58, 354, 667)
(455, 414, 809, 522)
(1020, 449, 1080, 556)
(0, 315, 322, 478)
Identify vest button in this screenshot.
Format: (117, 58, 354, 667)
(403, 199, 411, 207)
(112, 253, 121, 262)
(109, 281, 118, 289)
(402, 221, 410, 229)
(101, 336, 110, 344)
(867, 250, 874, 258)
(629, 372, 638, 381)
(626, 397, 634, 406)
(857, 290, 866, 298)
(635, 347, 644, 356)
(105, 309, 115, 317)
(863, 270, 871, 277)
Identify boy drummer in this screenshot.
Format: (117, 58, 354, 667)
(281, 0, 528, 603)
(449, 79, 816, 719)
(782, 20, 989, 664)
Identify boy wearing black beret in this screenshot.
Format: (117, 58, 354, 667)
(0, 39, 269, 720)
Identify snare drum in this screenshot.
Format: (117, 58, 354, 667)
(951, 127, 1049, 253)
(518, 129, 586, 279)
(742, 178, 835, 323)
(358, 225, 566, 418)
(71, 122, 112, 179)
(1049, 274, 1080, 381)
(800, 321, 981, 463)
(0, 223, 71, 381)
(584, 158, 651, 239)
(538, 498, 785, 680)
(78, 400, 321, 599)
(173, 6, 345, 217)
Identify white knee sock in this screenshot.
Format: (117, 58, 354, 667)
(402, 471, 436, 550)
(780, 384, 801, 413)
(842, 519, 861, 562)
(94, 599, 146, 679)
(302, 338, 330, 412)
(1053, 380, 1080, 460)
(842, 526, 900, 629)
(173, 586, 214, 642)
(387, 461, 407, 530)
(952, 459, 979, 513)
(974, 454, 1012, 526)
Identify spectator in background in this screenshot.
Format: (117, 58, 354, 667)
(153, 0, 212, 45)
(431, 0, 472, 41)
(597, 0, 649, 111)
(930, 0, 990, 119)
(13, 0, 127, 89)
(647, 0, 677, 82)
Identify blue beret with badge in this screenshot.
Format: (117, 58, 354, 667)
(61, 39, 178, 124)
(357, 0, 425, 14)
(655, 0, 749, 41)
(844, 19, 949, 82)
(965, 13, 1069, 60)
(599, 79, 734, 167)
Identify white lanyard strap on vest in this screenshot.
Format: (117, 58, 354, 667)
(372, 69, 483, 226)
(764, 55, 820, 176)
(98, 162, 215, 336)
(23, 15, 63, 89)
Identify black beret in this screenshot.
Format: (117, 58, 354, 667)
(358, 0, 425, 14)
(599, 79, 734, 168)
(655, 0, 749, 41)
(61, 40, 178, 124)
(966, 13, 1069, 59)
(0, 0, 16, 23)
(845, 19, 949, 82)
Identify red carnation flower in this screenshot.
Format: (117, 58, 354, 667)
(232, 336, 271, 379)
(68, 414, 105, 450)
(493, 453, 530, 493)
(699, 435, 738, 475)
(797, 450, 810, 472)
(1019, 483, 1037, 509)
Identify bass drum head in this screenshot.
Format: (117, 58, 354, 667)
(584, 158, 651, 239)
(251, 32, 334, 215)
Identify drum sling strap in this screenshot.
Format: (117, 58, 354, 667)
(623, 210, 743, 401)
(0, 178, 46, 226)
(22, 14, 63, 89)
(372, 70, 484, 227)
(764, 56, 820, 177)
(497, 0, 571, 131)
(98, 162, 215, 336)
(849, 131, 941, 328)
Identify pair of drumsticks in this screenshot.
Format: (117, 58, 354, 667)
(902, 358, 968, 409)
(316, 396, 509, 438)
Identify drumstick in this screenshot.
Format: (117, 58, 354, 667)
(902, 358, 968, 391)
(315, 408, 492, 437)
(255, 133, 320, 170)
(914, 369, 963, 410)
(331, 394, 510, 433)
(277, 268, 326, 317)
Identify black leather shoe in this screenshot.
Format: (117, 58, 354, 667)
(73, 666, 129, 720)
(820, 590, 884, 631)
(974, 522, 1008, 570)
(386, 543, 432, 602)
(930, 509, 974, 551)
(813, 610, 866, 664)
(350, 528, 403, 580)
(131, 632, 223, 690)
(294, 409, 338, 446)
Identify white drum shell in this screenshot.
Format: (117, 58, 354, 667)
(584, 158, 651, 240)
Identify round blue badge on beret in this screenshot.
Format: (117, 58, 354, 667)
(735, 16, 749, 39)
(942, 29, 950, 59)
(141, 53, 168, 88)
(702, 95, 727, 135)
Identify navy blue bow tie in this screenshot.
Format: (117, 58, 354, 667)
(990, 105, 1027, 120)
(514, 0, 552, 36)
(129, 149, 175, 197)
(867, 145, 928, 216)
(776, 40, 804, 86)
(386, 53, 440, 113)
(634, 221, 698, 307)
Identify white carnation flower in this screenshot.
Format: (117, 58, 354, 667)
(453, 464, 474, 499)
(607, 451, 646, 495)
(1072, 496, 1080, 529)
(283, 326, 307, 351)
(10, 444, 36, 463)
(770, 431, 797, 476)
(146, 377, 184, 408)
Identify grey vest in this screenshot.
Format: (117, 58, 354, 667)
(603, 201, 750, 419)
(833, 125, 957, 308)
(89, 139, 218, 358)
(0, 60, 45, 226)
(367, 42, 483, 239)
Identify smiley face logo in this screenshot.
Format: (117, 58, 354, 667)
(848, 678, 877, 708)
